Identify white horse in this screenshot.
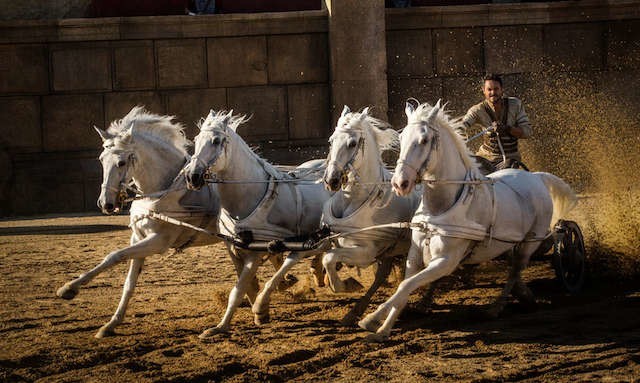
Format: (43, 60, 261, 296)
(358, 100, 577, 341)
(184, 110, 333, 338)
(56, 107, 222, 338)
(320, 105, 420, 325)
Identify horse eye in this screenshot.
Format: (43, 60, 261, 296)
(117, 160, 126, 168)
(212, 136, 221, 145)
(418, 136, 428, 145)
(347, 139, 357, 149)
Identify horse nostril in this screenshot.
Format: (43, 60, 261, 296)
(104, 203, 114, 212)
(329, 178, 341, 191)
(400, 180, 409, 190)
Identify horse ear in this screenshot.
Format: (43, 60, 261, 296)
(361, 107, 370, 116)
(341, 105, 351, 118)
(405, 102, 415, 118)
(426, 105, 439, 124)
(94, 126, 113, 142)
(119, 123, 135, 144)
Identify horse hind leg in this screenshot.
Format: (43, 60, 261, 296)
(95, 258, 144, 338)
(341, 257, 393, 326)
(486, 242, 538, 318)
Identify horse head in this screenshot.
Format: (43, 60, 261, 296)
(95, 106, 190, 214)
(95, 123, 136, 214)
(323, 106, 368, 191)
(185, 110, 249, 190)
(392, 99, 442, 196)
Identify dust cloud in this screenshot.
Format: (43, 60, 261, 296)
(520, 70, 640, 279)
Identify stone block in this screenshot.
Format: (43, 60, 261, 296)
(287, 84, 330, 140)
(156, 39, 207, 89)
(113, 41, 156, 90)
(484, 25, 544, 74)
(165, 88, 228, 138)
(388, 78, 442, 129)
(544, 23, 604, 72)
(104, 92, 165, 126)
(11, 158, 88, 215)
(442, 76, 482, 117)
(207, 36, 268, 88)
(386, 29, 434, 78)
(330, 80, 389, 125)
(0, 97, 41, 152)
(43, 94, 104, 152)
(51, 43, 112, 92)
(607, 20, 640, 71)
(0, 44, 48, 94)
(435, 28, 483, 76)
(267, 33, 328, 84)
(227, 86, 287, 142)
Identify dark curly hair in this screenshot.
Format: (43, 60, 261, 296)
(483, 73, 503, 87)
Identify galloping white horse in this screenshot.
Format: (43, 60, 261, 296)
(57, 107, 222, 338)
(321, 106, 420, 325)
(359, 100, 577, 340)
(184, 110, 333, 338)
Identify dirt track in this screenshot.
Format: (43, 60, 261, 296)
(1, 213, 640, 382)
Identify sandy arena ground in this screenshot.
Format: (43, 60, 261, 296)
(1, 211, 639, 383)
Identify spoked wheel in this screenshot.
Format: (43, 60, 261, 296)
(552, 220, 586, 294)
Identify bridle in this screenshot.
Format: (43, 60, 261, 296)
(326, 134, 365, 188)
(192, 128, 230, 182)
(397, 121, 440, 184)
(100, 150, 138, 208)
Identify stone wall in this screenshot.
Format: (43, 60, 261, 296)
(0, 12, 329, 215)
(1, 1, 639, 216)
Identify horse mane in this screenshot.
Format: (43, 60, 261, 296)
(198, 110, 250, 133)
(108, 106, 190, 155)
(413, 102, 481, 174)
(200, 110, 282, 176)
(333, 110, 399, 153)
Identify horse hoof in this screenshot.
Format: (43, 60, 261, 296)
(344, 277, 364, 293)
(56, 284, 79, 300)
(254, 313, 270, 326)
(358, 316, 382, 333)
(198, 327, 228, 341)
(95, 326, 116, 339)
(364, 333, 389, 343)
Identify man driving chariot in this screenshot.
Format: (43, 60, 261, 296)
(459, 74, 532, 172)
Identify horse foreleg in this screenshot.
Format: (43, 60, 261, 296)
(341, 256, 393, 326)
(95, 257, 145, 338)
(253, 251, 310, 325)
(57, 233, 167, 300)
(267, 254, 297, 291)
(360, 240, 465, 341)
(226, 245, 259, 304)
(322, 247, 367, 293)
(200, 253, 261, 339)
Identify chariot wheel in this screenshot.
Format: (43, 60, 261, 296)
(552, 220, 586, 294)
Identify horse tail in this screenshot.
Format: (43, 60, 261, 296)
(536, 172, 578, 228)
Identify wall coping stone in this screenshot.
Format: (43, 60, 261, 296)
(386, 0, 640, 30)
(0, 10, 328, 44)
(3, 1, 639, 44)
